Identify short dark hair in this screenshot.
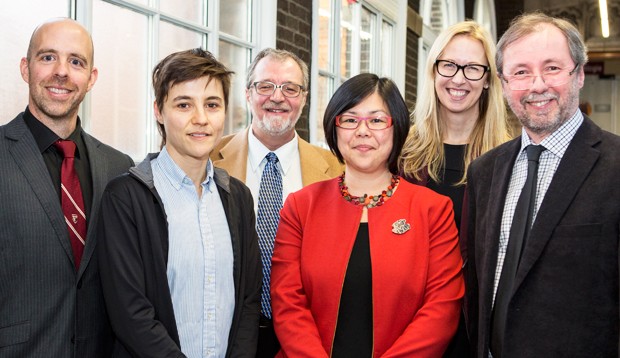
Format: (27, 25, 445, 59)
(323, 73, 409, 174)
(152, 48, 234, 145)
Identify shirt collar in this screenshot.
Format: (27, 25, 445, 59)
(22, 106, 85, 154)
(156, 146, 215, 192)
(520, 108, 583, 159)
(247, 128, 298, 174)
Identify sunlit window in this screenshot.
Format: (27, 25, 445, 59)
(1, 0, 264, 160)
(312, 0, 397, 147)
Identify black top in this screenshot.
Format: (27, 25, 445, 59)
(23, 107, 93, 219)
(332, 223, 373, 358)
(427, 143, 466, 231)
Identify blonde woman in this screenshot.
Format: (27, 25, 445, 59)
(399, 21, 510, 357)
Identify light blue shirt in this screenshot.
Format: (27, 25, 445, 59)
(152, 147, 234, 358)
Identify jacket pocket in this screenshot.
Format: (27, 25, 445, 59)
(0, 321, 30, 348)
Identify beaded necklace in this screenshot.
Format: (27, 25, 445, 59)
(338, 173, 399, 209)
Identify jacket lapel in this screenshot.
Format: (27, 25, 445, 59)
(514, 118, 601, 289)
(213, 129, 249, 183)
(77, 134, 108, 278)
(5, 117, 75, 267)
(481, 139, 521, 309)
(298, 138, 334, 186)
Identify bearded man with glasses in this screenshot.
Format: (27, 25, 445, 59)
(211, 48, 342, 357)
(466, 12, 620, 358)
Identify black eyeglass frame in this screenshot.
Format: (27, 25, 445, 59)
(251, 81, 307, 98)
(434, 60, 490, 81)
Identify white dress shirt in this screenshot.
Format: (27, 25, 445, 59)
(245, 129, 303, 215)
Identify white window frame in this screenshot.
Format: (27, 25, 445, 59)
(74, 0, 273, 156)
(310, 0, 406, 145)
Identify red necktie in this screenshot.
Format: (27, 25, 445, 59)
(54, 139, 87, 270)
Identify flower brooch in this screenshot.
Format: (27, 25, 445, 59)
(391, 219, 411, 235)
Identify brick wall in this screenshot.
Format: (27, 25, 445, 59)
(405, 0, 421, 114)
(276, 0, 313, 140)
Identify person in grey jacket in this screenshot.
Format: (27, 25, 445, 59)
(97, 48, 262, 358)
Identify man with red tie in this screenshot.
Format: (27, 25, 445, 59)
(0, 18, 133, 357)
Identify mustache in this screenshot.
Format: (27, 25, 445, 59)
(520, 92, 558, 105)
(262, 104, 291, 111)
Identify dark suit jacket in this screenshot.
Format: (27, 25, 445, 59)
(466, 117, 620, 357)
(0, 113, 133, 357)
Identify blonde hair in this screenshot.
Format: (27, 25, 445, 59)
(400, 20, 510, 185)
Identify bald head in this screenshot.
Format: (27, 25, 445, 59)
(27, 18, 94, 68)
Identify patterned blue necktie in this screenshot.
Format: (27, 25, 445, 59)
(256, 152, 283, 319)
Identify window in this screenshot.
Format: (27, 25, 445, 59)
(88, 0, 258, 158)
(2, 0, 270, 160)
(0, 0, 70, 122)
(311, 0, 402, 147)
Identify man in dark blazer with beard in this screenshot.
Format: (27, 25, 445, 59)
(0, 18, 133, 357)
(466, 13, 620, 358)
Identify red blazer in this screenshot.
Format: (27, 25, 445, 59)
(271, 177, 464, 357)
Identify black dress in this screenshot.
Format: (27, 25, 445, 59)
(427, 143, 470, 358)
(331, 223, 373, 357)
(427, 143, 466, 229)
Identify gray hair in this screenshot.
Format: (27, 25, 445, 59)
(246, 48, 309, 89)
(496, 12, 588, 75)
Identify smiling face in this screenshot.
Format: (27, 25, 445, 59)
(337, 91, 394, 177)
(20, 19, 98, 125)
(501, 23, 584, 143)
(434, 34, 489, 120)
(155, 76, 226, 171)
(247, 56, 307, 143)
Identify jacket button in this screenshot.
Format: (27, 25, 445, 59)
(77, 280, 83, 289)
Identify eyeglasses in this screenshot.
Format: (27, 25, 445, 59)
(335, 115, 393, 130)
(500, 64, 580, 91)
(251, 81, 306, 98)
(435, 60, 490, 81)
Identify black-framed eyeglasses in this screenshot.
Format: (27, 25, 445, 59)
(251, 81, 306, 98)
(500, 63, 580, 91)
(335, 115, 393, 130)
(435, 60, 490, 81)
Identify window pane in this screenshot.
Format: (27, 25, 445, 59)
(360, 6, 376, 73)
(318, 0, 331, 70)
(219, 41, 250, 134)
(159, 21, 204, 60)
(0, 0, 69, 124)
(220, 0, 251, 41)
(381, 21, 393, 77)
(340, 0, 353, 78)
(160, 0, 204, 25)
(91, 1, 149, 159)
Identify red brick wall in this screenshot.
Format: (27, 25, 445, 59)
(405, 0, 420, 113)
(276, 0, 313, 140)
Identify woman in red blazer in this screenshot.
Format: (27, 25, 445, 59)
(270, 73, 464, 357)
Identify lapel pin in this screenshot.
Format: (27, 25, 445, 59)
(392, 219, 411, 235)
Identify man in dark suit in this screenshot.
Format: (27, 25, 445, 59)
(0, 18, 133, 357)
(467, 12, 620, 357)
